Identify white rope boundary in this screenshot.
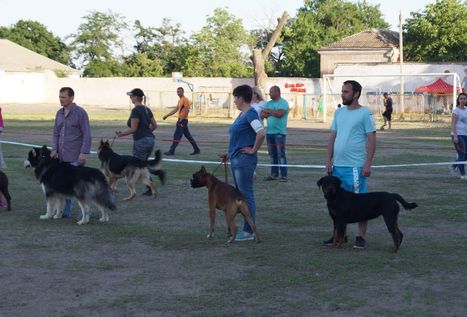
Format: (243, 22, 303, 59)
(3, 140, 466, 169)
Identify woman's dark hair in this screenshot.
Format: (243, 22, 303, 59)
(233, 85, 253, 103)
(457, 93, 467, 107)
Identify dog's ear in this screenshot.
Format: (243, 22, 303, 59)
(200, 166, 206, 173)
(317, 177, 323, 188)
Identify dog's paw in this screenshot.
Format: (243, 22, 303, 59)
(206, 233, 214, 239)
(53, 214, 61, 219)
(39, 214, 50, 220)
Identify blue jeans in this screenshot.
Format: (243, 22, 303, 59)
(452, 135, 467, 176)
(133, 136, 155, 160)
(266, 133, 287, 178)
(231, 153, 257, 233)
(168, 119, 200, 153)
(62, 161, 79, 218)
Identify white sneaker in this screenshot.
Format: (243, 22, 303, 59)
(460, 175, 467, 180)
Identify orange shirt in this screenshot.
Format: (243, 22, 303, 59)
(177, 96, 190, 119)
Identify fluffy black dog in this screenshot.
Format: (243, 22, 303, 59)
(25, 146, 116, 224)
(317, 175, 418, 252)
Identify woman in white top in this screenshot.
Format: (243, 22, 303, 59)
(450, 92, 467, 179)
(251, 86, 266, 119)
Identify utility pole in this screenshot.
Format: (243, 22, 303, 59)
(399, 11, 405, 118)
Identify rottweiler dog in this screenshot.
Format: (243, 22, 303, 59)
(190, 166, 260, 243)
(317, 175, 418, 252)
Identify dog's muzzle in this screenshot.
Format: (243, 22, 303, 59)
(24, 160, 31, 168)
(190, 177, 203, 188)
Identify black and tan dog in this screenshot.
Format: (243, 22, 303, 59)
(0, 170, 11, 211)
(190, 166, 260, 243)
(317, 175, 417, 252)
(98, 140, 165, 200)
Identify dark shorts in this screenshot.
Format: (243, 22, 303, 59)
(383, 109, 392, 121)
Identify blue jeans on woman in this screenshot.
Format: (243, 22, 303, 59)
(266, 133, 287, 178)
(451, 134, 467, 175)
(230, 153, 257, 233)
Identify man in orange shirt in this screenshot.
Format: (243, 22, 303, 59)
(163, 87, 201, 155)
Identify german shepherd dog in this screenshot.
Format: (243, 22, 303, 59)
(98, 140, 165, 200)
(24, 146, 116, 225)
(0, 170, 11, 211)
(317, 175, 418, 252)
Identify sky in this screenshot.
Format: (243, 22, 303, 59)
(0, 0, 436, 39)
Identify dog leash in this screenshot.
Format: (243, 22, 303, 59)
(212, 156, 228, 183)
(109, 135, 117, 147)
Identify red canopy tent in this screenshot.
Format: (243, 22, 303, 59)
(415, 78, 454, 94)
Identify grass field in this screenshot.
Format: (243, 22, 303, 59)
(0, 113, 466, 316)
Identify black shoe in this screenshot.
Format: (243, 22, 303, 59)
(164, 151, 174, 156)
(322, 235, 348, 246)
(353, 236, 367, 249)
(190, 151, 200, 155)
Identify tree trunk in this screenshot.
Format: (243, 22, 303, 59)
(253, 11, 289, 92)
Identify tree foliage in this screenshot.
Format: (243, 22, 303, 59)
(184, 8, 254, 77)
(0, 20, 71, 65)
(404, 0, 467, 62)
(280, 0, 389, 77)
(68, 10, 128, 77)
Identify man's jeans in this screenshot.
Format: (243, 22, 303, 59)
(266, 133, 288, 178)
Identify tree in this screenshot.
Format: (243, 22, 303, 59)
(404, 0, 467, 62)
(281, 0, 389, 77)
(0, 20, 71, 65)
(253, 11, 289, 91)
(68, 10, 128, 77)
(185, 8, 255, 77)
(131, 18, 190, 76)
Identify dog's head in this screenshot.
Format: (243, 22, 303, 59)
(317, 175, 342, 199)
(190, 166, 210, 188)
(24, 146, 51, 168)
(98, 139, 113, 160)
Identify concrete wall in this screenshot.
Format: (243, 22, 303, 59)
(319, 48, 399, 76)
(0, 73, 322, 110)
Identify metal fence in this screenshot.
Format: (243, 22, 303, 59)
(143, 90, 455, 121)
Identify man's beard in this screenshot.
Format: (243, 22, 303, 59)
(342, 98, 353, 106)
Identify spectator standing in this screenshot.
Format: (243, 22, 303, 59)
(261, 86, 289, 182)
(380, 93, 393, 130)
(449, 93, 467, 179)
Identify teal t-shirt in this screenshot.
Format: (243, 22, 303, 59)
(331, 106, 375, 167)
(265, 98, 289, 135)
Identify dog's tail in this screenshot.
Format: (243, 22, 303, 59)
(148, 149, 166, 185)
(393, 194, 418, 210)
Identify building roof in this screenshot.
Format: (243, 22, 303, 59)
(0, 39, 79, 75)
(320, 29, 399, 50)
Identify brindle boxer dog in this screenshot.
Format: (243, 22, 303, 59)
(190, 166, 260, 243)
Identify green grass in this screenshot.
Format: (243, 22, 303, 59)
(0, 117, 465, 316)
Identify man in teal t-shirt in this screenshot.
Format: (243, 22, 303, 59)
(324, 80, 376, 249)
(261, 86, 289, 182)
